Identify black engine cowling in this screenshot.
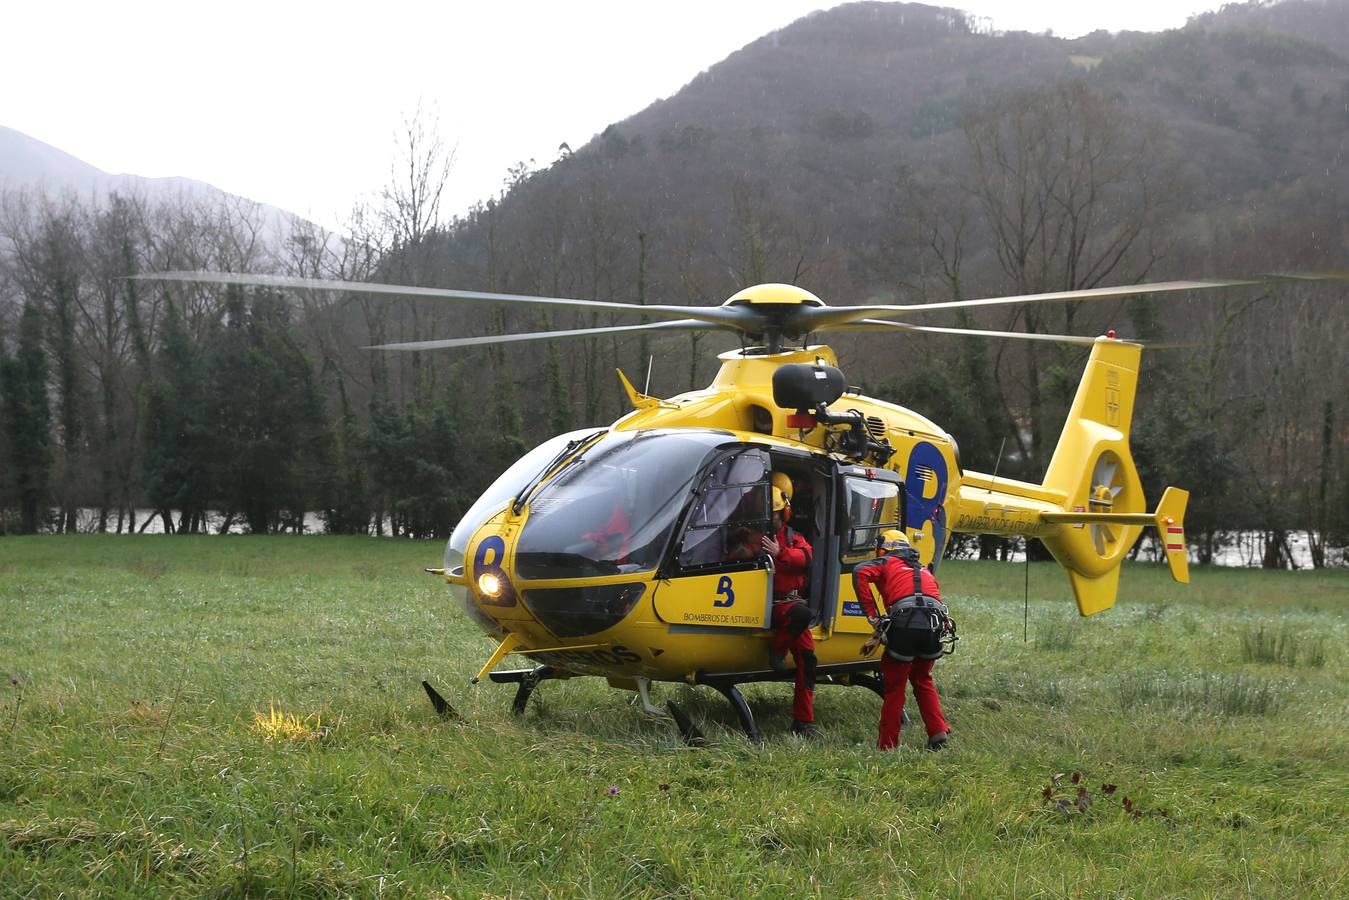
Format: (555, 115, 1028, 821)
(771, 363, 846, 411)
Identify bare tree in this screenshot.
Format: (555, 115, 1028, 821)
(377, 103, 457, 404)
(380, 102, 455, 252)
(719, 178, 829, 290)
(962, 79, 1169, 465)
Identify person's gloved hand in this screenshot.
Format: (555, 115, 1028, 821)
(860, 615, 888, 656)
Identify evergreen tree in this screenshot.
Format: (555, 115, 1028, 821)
(366, 393, 463, 538)
(205, 288, 328, 533)
(1, 303, 52, 533)
(401, 397, 462, 538)
(143, 296, 210, 532)
(365, 398, 407, 536)
(319, 362, 371, 535)
(30, 210, 85, 532)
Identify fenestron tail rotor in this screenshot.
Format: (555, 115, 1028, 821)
(1088, 453, 1127, 556)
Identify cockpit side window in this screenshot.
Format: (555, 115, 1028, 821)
(841, 477, 902, 562)
(676, 449, 771, 570)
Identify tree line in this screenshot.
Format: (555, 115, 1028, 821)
(1, 79, 1346, 567)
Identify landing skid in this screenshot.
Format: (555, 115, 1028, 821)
(421, 680, 460, 719)
(693, 660, 901, 743)
(475, 660, 902, 744)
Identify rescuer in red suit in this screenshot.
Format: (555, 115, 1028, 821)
(853, 529, 951, 750)
(764, 478, 817, 737)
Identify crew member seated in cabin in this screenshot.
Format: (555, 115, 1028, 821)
(787, 471, 821, 547)
(723, 484, 772, 562)
(764, 476, 817, 737)
(580, 503, 631, 565)
(724, 523, 761, 562)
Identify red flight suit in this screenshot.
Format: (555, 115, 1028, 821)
(853, 550, 949, 749)
(581, 504, 631, 563)
(768, 523, 815, 725)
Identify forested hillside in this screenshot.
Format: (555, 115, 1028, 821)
(1, 0, 1346, 567)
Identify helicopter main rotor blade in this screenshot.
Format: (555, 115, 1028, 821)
(802, 271, 1349, 331)
(134, 271, 747, 328)
(823, 319, 1108, 346)
(366, 318, 720, 351)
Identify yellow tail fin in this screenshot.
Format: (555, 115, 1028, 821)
(1155, 487, 1190, 584)
(1040, 338, 1146, 615)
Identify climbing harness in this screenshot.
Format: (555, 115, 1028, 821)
(876, 546, 959, 662)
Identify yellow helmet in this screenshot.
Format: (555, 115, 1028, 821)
(771, 472, 793, 502)
(880, 529, 909, 550)
(771, 486, 790, 513)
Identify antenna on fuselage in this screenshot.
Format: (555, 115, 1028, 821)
(987, 437, 1007, 495)
(644, 355, 654, 396)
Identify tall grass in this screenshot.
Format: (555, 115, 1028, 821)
(1239, 624, 1328, 667)
(1034, 616, 1081, 651)
(1114, 672, 1285, 716)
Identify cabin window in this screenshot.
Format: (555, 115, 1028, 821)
(841, 477, 902, 559)
(750, 404, 774, 434)
(676, 449, 771, 569)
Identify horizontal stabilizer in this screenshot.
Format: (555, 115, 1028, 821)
(1040, 485, 1190, 585)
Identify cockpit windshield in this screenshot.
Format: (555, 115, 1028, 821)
(515, 430, 729, 579)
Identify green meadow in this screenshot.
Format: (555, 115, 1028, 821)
(1, 536, 1345, 897)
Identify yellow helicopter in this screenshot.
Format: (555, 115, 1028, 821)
(143, 270, 1327, 741)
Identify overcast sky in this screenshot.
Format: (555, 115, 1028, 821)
(4, 1, 1227, 228)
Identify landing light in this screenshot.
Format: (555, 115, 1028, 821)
(478, 572, 503, 598)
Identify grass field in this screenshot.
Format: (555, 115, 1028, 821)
(1, 536, 1345, 897)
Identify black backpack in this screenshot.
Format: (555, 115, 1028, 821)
(880, 547, 955, 663)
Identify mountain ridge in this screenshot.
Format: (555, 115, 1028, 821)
(0, 124, 308, 244)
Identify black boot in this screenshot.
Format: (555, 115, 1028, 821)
(791, 720, 817, 739)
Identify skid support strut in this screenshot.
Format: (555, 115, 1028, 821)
(488, 666, 561, 715)
(695, 660, 890, 743)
